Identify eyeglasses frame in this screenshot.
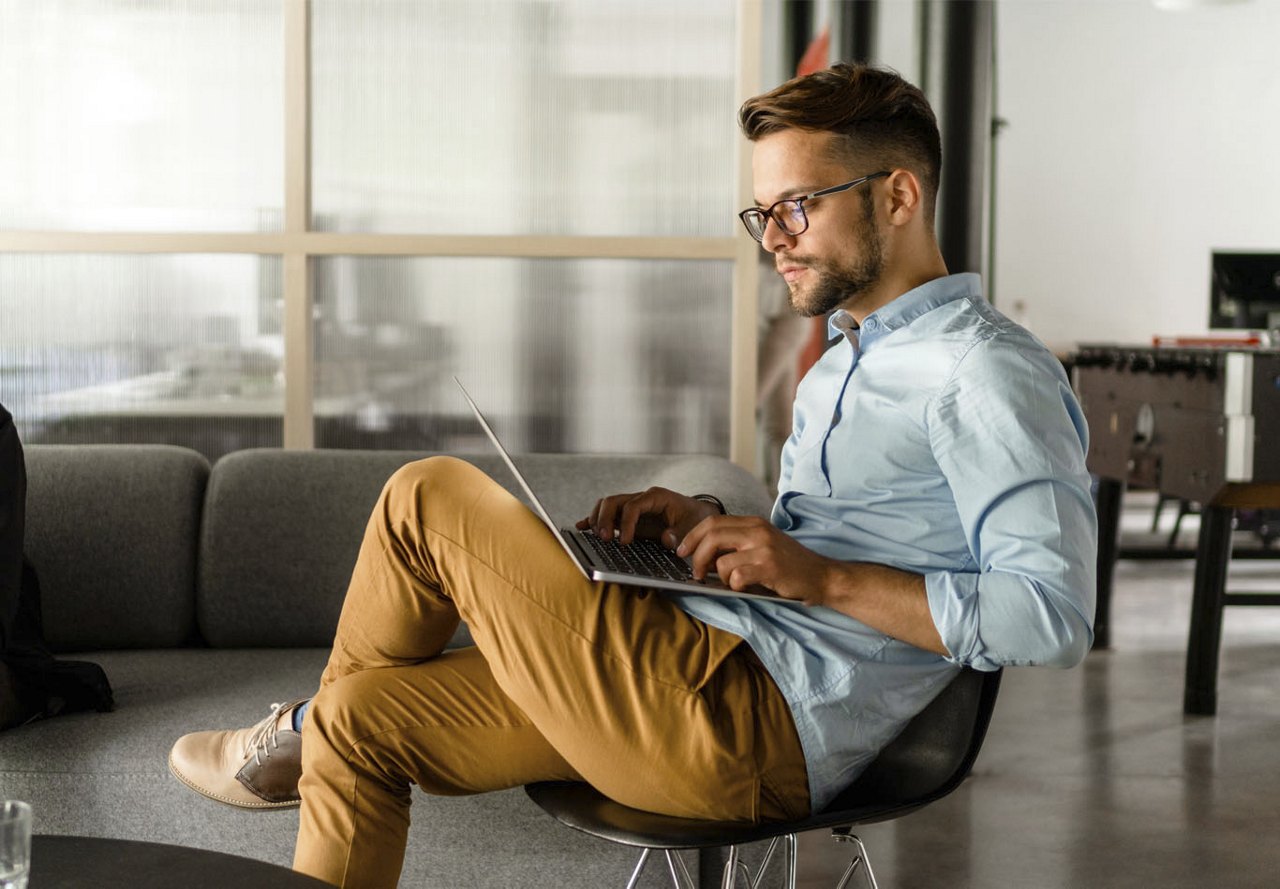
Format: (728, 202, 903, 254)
(737, 171, 891, 243)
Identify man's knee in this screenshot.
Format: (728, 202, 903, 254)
(305, 670, 373, 747)
(377, 456, 516, 548)
(388, 455, 474, 489)
(302, 675, 415, 812)
(381, 456, 485, 516)
(304, 674, 379, 768)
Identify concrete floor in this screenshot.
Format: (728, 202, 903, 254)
(795, 499, 1280, 888)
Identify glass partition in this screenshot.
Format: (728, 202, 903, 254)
(311, 0, 737, 236)
(0, 0, 283, 232)
(0, 254, 284, 460)
(0, 0, 752, 465)
(313, 256, 732, 454)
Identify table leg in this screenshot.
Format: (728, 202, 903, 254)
(1184, 506, 1233, 716)
(1092, 477, 1125, 651)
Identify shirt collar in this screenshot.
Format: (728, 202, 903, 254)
(828, 310, 860, 343)
(827, 273, 983, 344)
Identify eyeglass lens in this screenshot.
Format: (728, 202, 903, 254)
(746, 201, 805, 240)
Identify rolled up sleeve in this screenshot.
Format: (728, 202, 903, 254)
(924, 340, 1097, 671)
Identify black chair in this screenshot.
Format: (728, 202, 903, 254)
(525, 667, 1001, 888)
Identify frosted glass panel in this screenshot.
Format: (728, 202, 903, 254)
(311, 0, 737, 236)
(313, 257, 732, 454)
(0, 0, 283, 231)
(0, 255, 284, 460)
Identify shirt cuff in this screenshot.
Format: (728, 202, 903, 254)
(924, 570, 984, 669)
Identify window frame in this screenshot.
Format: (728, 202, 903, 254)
(0, 0, 763, 469)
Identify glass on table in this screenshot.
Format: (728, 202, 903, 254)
(0, 801, 31, 889)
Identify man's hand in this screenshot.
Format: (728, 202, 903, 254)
(676, 515, 836, 604)
(577, 487, 723, 549)
(678, 518, 947, 654)
(581, 490, 948, 655)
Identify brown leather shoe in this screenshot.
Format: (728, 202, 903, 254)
(168, 700, 307, 809)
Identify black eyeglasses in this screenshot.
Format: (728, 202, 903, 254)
(737, 172, 890, 243)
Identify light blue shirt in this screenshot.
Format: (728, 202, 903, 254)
(673, 272, 1096, 812)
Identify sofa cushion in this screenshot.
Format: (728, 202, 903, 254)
(198, 449, 435, 648)
(24, 445, 208, 651)
(197, 449, 773, 649)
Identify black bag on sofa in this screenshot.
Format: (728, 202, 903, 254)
(0, 402, 113, 729)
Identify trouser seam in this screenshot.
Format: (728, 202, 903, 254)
(758, 768, 803, 822)
(338, 721, 538, 765)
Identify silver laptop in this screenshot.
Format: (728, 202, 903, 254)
(455, 377, 787, 603)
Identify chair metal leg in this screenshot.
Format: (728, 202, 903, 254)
(625, 848, 652, 889)
(665, 850, 695, 889)
(622, 848, 702, 889)
(747, 837, 781, 889)
(832, 833, 879, 889)
(711, 834, 800, 889)
(1152, 492, 1171, 532)
(721, 846, 741, 889)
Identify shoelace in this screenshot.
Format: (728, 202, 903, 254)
(243, 700, 304, 767)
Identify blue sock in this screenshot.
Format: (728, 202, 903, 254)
(292, 699, 310, 733)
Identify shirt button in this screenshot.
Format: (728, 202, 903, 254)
(863, 317, 878, 331)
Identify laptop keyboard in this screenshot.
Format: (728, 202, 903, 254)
(576, 531, 696, 582)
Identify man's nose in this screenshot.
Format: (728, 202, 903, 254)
(760, 216, 796, 254)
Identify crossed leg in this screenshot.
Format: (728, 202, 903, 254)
(294, 457, 807, 888)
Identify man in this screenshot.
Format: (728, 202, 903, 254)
(0, 403, 114, 728)
(0, 402, 27, 727)
(169, 63, 1096, 888)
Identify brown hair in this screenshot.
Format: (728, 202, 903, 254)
(739, 63, 941, 222)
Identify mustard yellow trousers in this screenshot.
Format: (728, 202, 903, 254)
(292, 457, 809, 888)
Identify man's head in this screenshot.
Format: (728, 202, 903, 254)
(739, 64, 945, 320)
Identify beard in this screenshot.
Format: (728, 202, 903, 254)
(784, 197, 885, 318)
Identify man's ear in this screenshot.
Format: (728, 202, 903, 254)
(883, 169, 922, 227)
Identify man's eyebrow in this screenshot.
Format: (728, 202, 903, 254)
(752, 185, 820, 207)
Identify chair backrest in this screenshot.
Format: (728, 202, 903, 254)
(833, 667, 1002, 811)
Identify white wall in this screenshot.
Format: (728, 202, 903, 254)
(994, 0, 1280, 353)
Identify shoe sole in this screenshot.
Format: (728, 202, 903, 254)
(168, 751, 301, 810)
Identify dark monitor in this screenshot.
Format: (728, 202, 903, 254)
(1210, 252, 1280, 330)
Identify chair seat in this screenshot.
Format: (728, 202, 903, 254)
(525, 667, 1002, 852)
(523, 781, 935, 851)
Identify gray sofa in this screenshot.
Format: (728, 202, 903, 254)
(0, 444, 774, 887)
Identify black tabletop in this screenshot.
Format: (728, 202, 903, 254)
(32, 835, 334, 888)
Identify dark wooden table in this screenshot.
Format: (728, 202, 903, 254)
(31, 835, 334, 887)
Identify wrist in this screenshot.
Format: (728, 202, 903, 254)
(817, 559, 860, 610)
(691, 493, 727, 515)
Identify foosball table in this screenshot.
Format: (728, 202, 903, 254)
(1072, 342, 1280, 715)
